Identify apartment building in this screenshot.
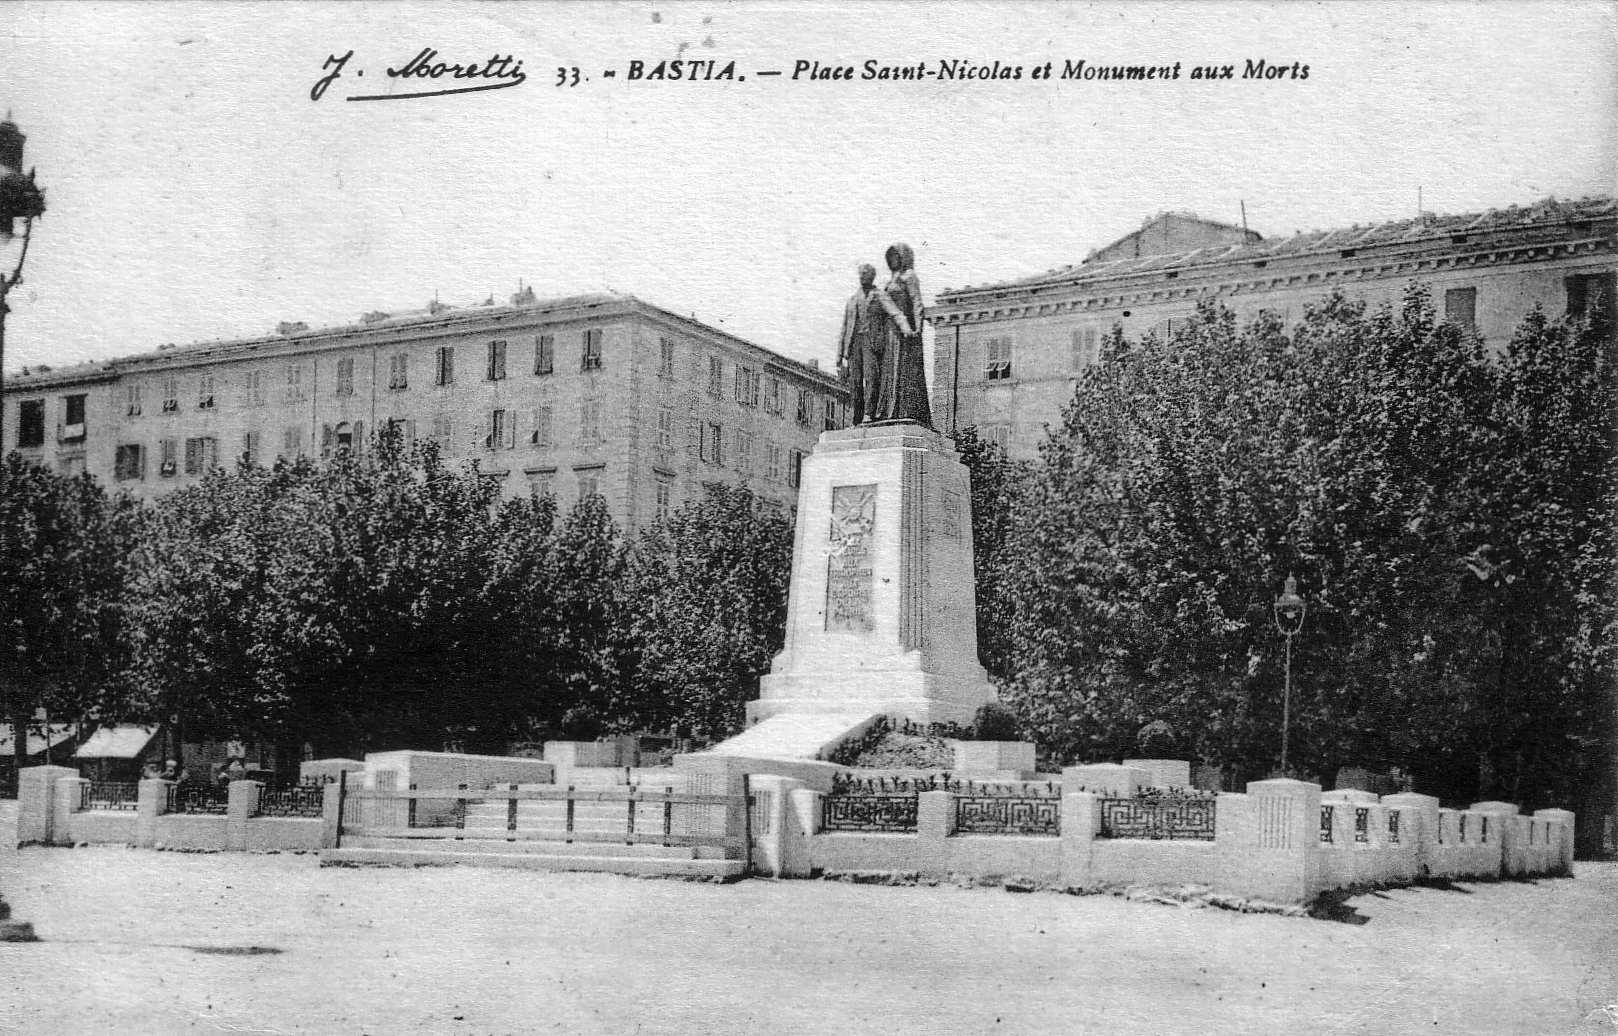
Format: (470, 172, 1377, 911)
(930, 196, 1617, 458)
(2, 290, 848, 534)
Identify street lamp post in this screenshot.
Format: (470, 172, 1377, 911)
(1272, 573, 1306, 776)
(0, 113, 48, 451)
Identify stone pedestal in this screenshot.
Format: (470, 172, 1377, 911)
(748, 422, 998, 727)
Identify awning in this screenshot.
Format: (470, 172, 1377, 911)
(75, 724, 160, 760)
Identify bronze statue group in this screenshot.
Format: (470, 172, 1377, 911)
(837, 242, 933, 429)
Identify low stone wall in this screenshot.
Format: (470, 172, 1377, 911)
(750, 771, 1576, 905)
(17, 769, 333, 854)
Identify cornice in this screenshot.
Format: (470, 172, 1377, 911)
(930, 233, 1616, 326)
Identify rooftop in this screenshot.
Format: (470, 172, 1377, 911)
(7, 288, 838, 389)
(939, 195, 1617, 302)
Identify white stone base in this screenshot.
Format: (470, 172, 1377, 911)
(749, 669, 995, 727)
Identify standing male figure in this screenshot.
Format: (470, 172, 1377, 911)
(837, 264, 885, 424)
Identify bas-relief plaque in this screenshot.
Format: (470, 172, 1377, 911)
(826, 484, 877, 632)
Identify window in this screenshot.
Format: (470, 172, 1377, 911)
(985, 337, 1012, 381)
(114, 443, 144, 481)
(655, 478, 672, 522)
(823, 398, 839, 432)
(581, 329, 603, 371)
(162, 376, 181, 413)
(577, 470, 601, 500)
(488, 409, 511, 450)
(702, 421, 724, 466)
(766, 442, 783, 481)
(16, 399, 44, 448)
(282, 427, 301, 458)
(125, 383, 143, 417)
(159, 438, 178, 476)
(735, 365, 760, 407)
(788, 448, 805, 489)
(531, 404, 554, 446)
(1071, 327, 1099, 370)
(430, 415, 454, 446)
(707, 356, 725, 398)
(388, 353, 409, 391)
(284, 365, 304, 404)
(765, 377, 783, 416)
(62, 394, 87, 440)
(335, 358, 355, 397)
(658, 337, 676, 377)
(1566, 272, 1616, 323)
(197, 375, 216, 409)
(657, 407, 675, 450)
(796, 389, 814, 427)
(527, 470, 554, 499)
(580, 399, 602, 444)
(184, 436, 218, 475)
(242, 430, 260, 467)
(244, 370, 265, 408)
(534, 335, 554, 376)
(1443, 287, 1477, 329)
(487, 340, 508, 381)
(385, 418, 416, 445)
(324, 421, 363, 455)
(736, 430, 754, 474)
(435, 346, 455, 386)
(983, 424, 1011, 450)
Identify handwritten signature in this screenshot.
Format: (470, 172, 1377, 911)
(312, 48, 527, 102)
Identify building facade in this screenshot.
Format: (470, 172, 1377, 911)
(930, 197, 1617, 459)
(2, 290, 848, 535)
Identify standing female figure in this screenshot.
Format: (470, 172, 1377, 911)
(874, 242, 934, 428)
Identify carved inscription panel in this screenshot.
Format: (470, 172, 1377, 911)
(826, 484, 877, 632)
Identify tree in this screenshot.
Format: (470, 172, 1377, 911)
(951, 426, 1030, 682)
(0, 455, 138, 775)
(997, 285, 1612, 821)
(618, 483, 793, 740)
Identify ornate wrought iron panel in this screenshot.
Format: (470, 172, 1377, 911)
(1354, 807, 1370, 843)
(955, 795, 1060, 836)
(1320, 805, 1335, 843)
(822, 793, 918, 833)
(258, 784, 326, 819)
(1098, 797, 1215, 841)
(1386, 809, 1401, 845)
(82, 781, 139, 812)
(171, 782, 229, 815)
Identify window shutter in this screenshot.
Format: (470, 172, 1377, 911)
(352, 421, 364, 453)
(506, 412, 518, 450)
(321, 423, 334, 457)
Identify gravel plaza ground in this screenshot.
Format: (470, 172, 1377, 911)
(2, 803, 1616, 1036)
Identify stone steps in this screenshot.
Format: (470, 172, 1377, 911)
(703, 711, 877, 761)
(338, 835, 700, 859)
(321, 845, 744, 880)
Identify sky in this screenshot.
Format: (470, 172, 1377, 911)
(1, 1, 1613, 375)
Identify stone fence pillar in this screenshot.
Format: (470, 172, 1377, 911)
(1534, 808, 1576, 875)
(226, 780, 262, 852)
(1059, 793, 1097, 888)
(1232, 778, 1322, 904)
(136, 778, 172, 848)
(16, 765, 76, 846)
(1382, 792, 1439, 879)
(52, 778, 86, 846)
(747, 775, 805, 878)
(1471, 801, 1519, 877)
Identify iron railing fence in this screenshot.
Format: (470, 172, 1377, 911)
(1098, 795, 1216, 841)
(81, 780, 139, 812)
(257, 783, 326, 819)
(821, 793, 919, 833)
(954, 795, 1060, 835)
(168, 781, 230, 815)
